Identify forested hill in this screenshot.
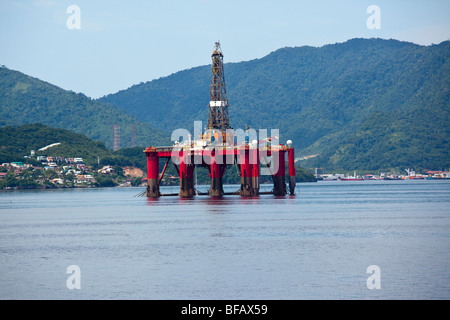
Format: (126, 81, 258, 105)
(0, 123, 317, 183)
(0, 123, 110, 165)
(0, 66, 169, 149)
(0, 123, 147, 169)
(100, 38, 450, 171)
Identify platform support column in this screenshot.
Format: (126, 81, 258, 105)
(273, 150, 286, 196)
(239, 148, 259, 196)
(209, 152, 224, 197)
(145, 149, 160, 198)
(179, 151, 195, 198)
(288, 147, 296, 195)
(239, 148, 250, 196)
(251, 147, 260, 196)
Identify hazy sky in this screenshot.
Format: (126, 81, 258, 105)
(1, 0, 449, 98)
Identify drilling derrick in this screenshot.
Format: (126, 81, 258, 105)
(208, 42, 231, 134)
(206, 42, 231, 197)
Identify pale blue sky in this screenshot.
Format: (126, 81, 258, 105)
(1, 0, 449, 98)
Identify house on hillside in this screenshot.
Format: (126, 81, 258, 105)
(50, 178, 64, 185)
(10, 162, 24, 168)
(98, 165, 114, 174)
(76, 174, 96, 184)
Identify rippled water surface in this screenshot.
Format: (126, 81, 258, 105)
(1, 180, 449, 299)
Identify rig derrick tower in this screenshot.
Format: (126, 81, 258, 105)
(206, 42, 231, 196)
(207, 41, 231, 134)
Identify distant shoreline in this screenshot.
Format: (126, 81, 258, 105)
(2, 178, 449, 193)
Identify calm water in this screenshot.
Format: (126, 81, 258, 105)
(0, 180, 449, 300)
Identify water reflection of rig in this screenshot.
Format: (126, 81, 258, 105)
(144, 42, 296, 198)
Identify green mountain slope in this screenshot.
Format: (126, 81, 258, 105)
(100, 38, 450, 171)
(0, 123, 111, 164)
(0, 122, 144, 165)
(0, 66, 169, 149)
(0, 123, 156, 172)
(0, 123, 317, 183)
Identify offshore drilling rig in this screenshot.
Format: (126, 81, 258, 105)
(144, 42, 296, 198)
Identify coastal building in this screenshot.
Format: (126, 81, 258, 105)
(98, 165, 114, 174)
(76, 174, 95, 184)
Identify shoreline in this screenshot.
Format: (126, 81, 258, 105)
(2, 178, 449, 192)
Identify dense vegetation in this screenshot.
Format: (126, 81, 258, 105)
(0, 123, 144, 168)
(100, 38, 450, 172)
(2, 38, 448, 172)
(0, 66, 169, 149)
(0, 123, 316, 185)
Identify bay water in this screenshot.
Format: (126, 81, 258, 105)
(1, 180, 449, 299)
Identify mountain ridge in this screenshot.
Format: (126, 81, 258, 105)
(99, 38, 450, 171)
(1, 38, 448, 172)
(0, 66, 169, 149)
